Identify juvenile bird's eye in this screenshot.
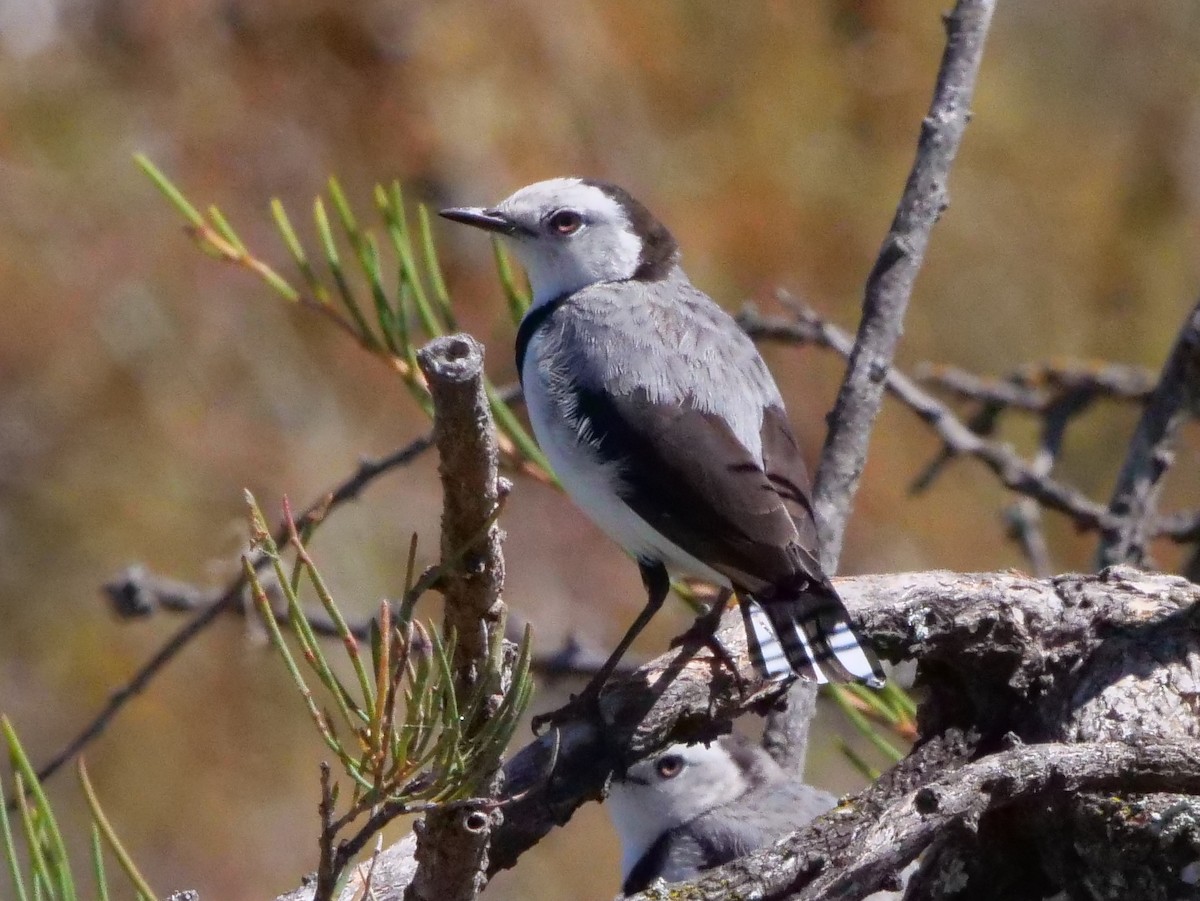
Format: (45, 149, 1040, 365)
(547, 209, 583, 235)
(656, 754, 685, 779)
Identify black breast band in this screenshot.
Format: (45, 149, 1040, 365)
(514, 294, 568, 384)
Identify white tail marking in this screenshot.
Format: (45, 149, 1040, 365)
(825, 622, 885, 687)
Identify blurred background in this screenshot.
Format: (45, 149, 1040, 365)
(2, 0, 1200, 897)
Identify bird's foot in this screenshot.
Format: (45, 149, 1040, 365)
(669, 613, 749, 695)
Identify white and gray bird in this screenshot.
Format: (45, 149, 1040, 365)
(606, 736, 837, 895)
(440, 178, 885, 689)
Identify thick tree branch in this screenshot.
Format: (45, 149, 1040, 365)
(488, 566, 1199, 873)
(273, 565, 1199, 900)
(1097, 296, 1200, 568)
(633, 740, 1200, 901)
(405, 335, 509, 901)
(618, 566, 1200, 901)
(812, 0, 996, 569)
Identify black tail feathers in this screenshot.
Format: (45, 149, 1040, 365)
(739, 580, 885, 687)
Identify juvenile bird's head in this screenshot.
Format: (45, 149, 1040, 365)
(440, 177, 679, 307)
(605, 740, 752, 881)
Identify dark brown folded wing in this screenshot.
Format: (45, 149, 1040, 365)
(574, 385, 824, 590)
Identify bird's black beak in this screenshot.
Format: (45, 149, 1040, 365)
(439, 206, 524, 236)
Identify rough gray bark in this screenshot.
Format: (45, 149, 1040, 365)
(404, 335, 509, 901)
(1097, 296, 1200, 568)
(274, 566, 1200, 900)
(624, 567, 1200, 901)
(812, 0, 996, 568)
(637, 741, 1200, 901)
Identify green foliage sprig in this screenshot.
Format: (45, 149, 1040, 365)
(135, 155, 551, 479)
(827, 679, 917, 778)
(243, 493, 532, 891)
(0, 718, 157, 901)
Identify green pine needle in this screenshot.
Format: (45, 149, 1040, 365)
(77, 761, 155, 901)
(134, 154, 204, 228)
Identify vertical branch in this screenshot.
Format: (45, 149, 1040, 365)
(405, 335, 507, 901)
(760, 681, 818, 774)
(812, 0, 997, 570)
(768, 0, 995, 778)
(1096, 297, 1200, 568)
(1005, 393, 1090, 577)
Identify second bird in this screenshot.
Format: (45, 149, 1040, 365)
(440, 178, 884, 689)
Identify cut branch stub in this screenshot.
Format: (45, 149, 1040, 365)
(417, 334, 507, 693)
(406, 333, 508, 901)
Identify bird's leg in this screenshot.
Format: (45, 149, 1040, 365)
(671, 586, 733, 644)
(532, 561, 670, 733)
(670, 587, 745, 687)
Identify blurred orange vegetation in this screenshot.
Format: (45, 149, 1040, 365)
(1, 2, 1198, 898)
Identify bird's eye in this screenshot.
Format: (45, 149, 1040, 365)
(547, 209, 583, 236)
(656, 754, 685, 779)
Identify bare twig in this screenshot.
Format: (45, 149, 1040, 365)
(1000, 391, 1093, 577)
(1097, 297, 1200, 568)
(748, 302, 1200, 559)
(405, 335, 509, 901)
(913, 359, 1161, 575)
(909, 400, 1003, 494)
(915, 363, 1049, 411)
(741, 305, 1119, 532)
(1155, 509, 1200, 542)
(916, 360, 1155, 413)
(811, 0, 996, 569)
(102, 565, 362, 638)
(101, 565, 626, 681)
(21, 434, 433, 799)
(762, 0, 994, 790)
(314, 764, 338, 899)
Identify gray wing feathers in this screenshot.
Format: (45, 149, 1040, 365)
(644, 782, 837, 889)
(550, 275, 784, 459)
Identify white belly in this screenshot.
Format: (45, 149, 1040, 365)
(522, 336, 731, 587)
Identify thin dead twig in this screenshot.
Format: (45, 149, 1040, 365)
(916, 360, 1155, 413)
(101, 565, 628, 680)
(1097, 297, 1200, 568)
(811, 0, 996, 571)
(22, 433, 433, 799)
(740, 305, 1117, 532)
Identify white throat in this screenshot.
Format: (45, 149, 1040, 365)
(607, 781, 674, 881)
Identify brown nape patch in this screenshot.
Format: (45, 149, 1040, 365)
(581, 179, 679, 280)
(719, 734, 774, 787)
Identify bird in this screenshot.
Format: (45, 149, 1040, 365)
(440, 177, 885, 694)
(605, 735, 837, 895)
